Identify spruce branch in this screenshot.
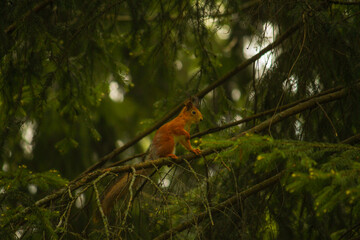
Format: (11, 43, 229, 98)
(6, 81, 356, 229)
(153, 171, 286, 240)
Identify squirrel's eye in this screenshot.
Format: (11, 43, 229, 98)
(192, 111, 196, 115)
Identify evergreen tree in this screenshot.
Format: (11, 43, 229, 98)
(1, 0, 360, 239)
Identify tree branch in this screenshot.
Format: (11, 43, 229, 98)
(195, 20, 302, 99)
(154, 171, 286, 240)
(341, 133, 360, 145)
(239, 86, 353, 136)
(5, 0, 54, 34)
(192, 84, 345, 139)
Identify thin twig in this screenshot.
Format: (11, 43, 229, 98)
(184, 157, 214, 227)
(252, 62, 258, 126)
(269, 14, 307, 135)
(204, 156, 214, 229)
(136, 171, 165, 196)
(55, 185, 75, 233)
(316, 101, 339, 138)
(93, 182, 110, 240)
(121, 167, 136, 227)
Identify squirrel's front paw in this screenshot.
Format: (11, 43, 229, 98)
(192, 148, 202, 155)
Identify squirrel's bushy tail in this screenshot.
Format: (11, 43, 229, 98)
(100, 150, 155, 217)
(100, 168, 152, 216)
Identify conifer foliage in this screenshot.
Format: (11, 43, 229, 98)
(1, 0, 360, 239)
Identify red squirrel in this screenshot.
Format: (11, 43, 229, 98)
(100, 99, 203, 216)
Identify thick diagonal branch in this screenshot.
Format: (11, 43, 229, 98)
(196, 20, 302, 99)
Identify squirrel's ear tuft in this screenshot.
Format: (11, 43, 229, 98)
(184, 96, 200, 110)
(184, 99, 193, 110)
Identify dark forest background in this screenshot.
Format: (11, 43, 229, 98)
(1, 0, 360, 239)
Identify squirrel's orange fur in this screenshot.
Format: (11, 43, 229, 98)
(148, 99, 203, 160)
(100, 99, 203, 216)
